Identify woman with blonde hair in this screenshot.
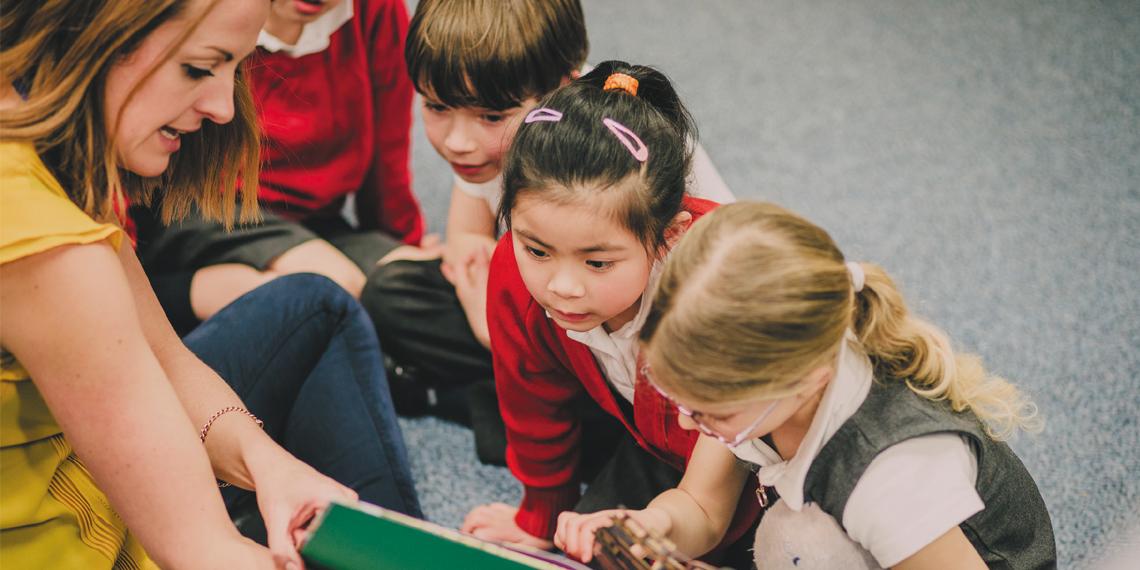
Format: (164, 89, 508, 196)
(1, 0, 418, 567)
(555, 201, 1055, 569)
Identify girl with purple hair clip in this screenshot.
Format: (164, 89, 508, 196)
(459, 61, 761, 568)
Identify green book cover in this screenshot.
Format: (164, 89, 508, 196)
(301, 501, 591, 570)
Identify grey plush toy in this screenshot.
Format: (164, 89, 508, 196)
(753, 500, 882, 570)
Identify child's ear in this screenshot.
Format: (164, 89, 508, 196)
(561, 70, 579, 86)
(663, 211, 694, 250)
(798, 366, 834, 400)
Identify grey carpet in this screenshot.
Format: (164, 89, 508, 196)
(397, 1, 1140, 568)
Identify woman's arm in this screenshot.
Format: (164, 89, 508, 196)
(119, 234, 277, 488)
(118, 237, 356, 566)
(554, 435, 749, 562)
(0, 242, 269, 568)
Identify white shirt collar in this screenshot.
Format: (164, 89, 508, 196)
(257, 1, 354, 58)
(728, 331, 874, 511)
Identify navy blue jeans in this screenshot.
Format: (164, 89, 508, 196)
(183, 274, 422, 533)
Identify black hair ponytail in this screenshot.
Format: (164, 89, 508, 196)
(500, 60, 697, 250)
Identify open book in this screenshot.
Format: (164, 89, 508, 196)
(300, 501, 592, 570)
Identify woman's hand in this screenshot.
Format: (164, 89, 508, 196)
(554, 507, 673, 564)
(246, 445, 358, 569)
(461, 503, 555, 550)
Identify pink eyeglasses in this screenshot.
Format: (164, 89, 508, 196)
(641, 364, 782, 448)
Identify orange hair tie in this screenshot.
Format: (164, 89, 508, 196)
(603, 73, 639, 97)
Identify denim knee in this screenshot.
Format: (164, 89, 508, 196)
(260, 273, 357, 315)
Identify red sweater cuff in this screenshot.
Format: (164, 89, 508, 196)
(514, 484, 581, 539)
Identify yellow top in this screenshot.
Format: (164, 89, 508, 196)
(0, 142, 154, 569)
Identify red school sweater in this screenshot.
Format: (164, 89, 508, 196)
(488, 196, 762, 547)
(247, 0, 424, 244)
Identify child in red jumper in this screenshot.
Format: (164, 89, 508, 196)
(132, 0, 435, 335)
(366, 0, 735, 440)
(459, 62, 760, 568)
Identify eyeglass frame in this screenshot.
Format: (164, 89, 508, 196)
(640, 363, 783, 448)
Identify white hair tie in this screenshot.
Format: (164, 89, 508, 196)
(846, 261, 865, 293)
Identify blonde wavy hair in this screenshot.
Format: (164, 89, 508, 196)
(0, 0, 259, 225)
(640, 201, 1041, 440)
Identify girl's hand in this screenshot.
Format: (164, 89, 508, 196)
(461, 503, 555, 550)
(554, 507, 673, 564)
(247, 446, 358, 569)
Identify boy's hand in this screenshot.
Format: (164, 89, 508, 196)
(554, 508, 673, 564)
(441, 244, 491, 348)
(461, 503, 555, 550)
(441, 233, 497, 281)
(376, 233, 444, 266)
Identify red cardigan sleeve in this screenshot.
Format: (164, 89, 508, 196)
(355, 0, 424, 244)
(488, 235, 586, 539)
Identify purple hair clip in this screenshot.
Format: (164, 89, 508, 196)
(524, 107, 563, 124)
(602, 118, 649, 162)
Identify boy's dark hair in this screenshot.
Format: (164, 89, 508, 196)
(500, 60, 697, 250)
(405, 0, 588, 111)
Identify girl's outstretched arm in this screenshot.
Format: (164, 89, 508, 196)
(892, 527, 987, 570)
(555, 435, 749, 563)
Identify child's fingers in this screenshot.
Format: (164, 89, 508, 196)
(440, 261, 456, 285)
(455, 258, 476, 289)
(561, 511, 616, 561)
(578, 518, 600, 562)
(554, 511, 575, 551)
(461, 502, 508, 533)
(470, 527, 497, 541)
(563, 512, 587, 559)
(460, 505, 488, 533)
(578, 514, 615, 563)
(421, 233, 442, 248)
(470, 247, 491, 279)
(474, 244, 491, 265)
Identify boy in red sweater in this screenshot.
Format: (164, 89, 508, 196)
(366, 0, 734, 443)
(458, 62, 759, 568)
(132, 0, 435, 335)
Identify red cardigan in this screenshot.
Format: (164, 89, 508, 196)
(247, 0, 424, 244)
(488, 196, 761, 548)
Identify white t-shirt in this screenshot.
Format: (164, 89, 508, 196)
(453, 137, 736, 219)
(729, 335, 984, 568)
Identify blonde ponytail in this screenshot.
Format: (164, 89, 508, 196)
(853, 264, 1041, 440)
(641, 202, 1042, 441)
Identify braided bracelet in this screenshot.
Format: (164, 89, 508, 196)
(199, 406, 264, 488)
(199, 406, 264, 443)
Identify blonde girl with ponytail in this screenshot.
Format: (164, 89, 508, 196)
(556, 201, 1055, 570)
